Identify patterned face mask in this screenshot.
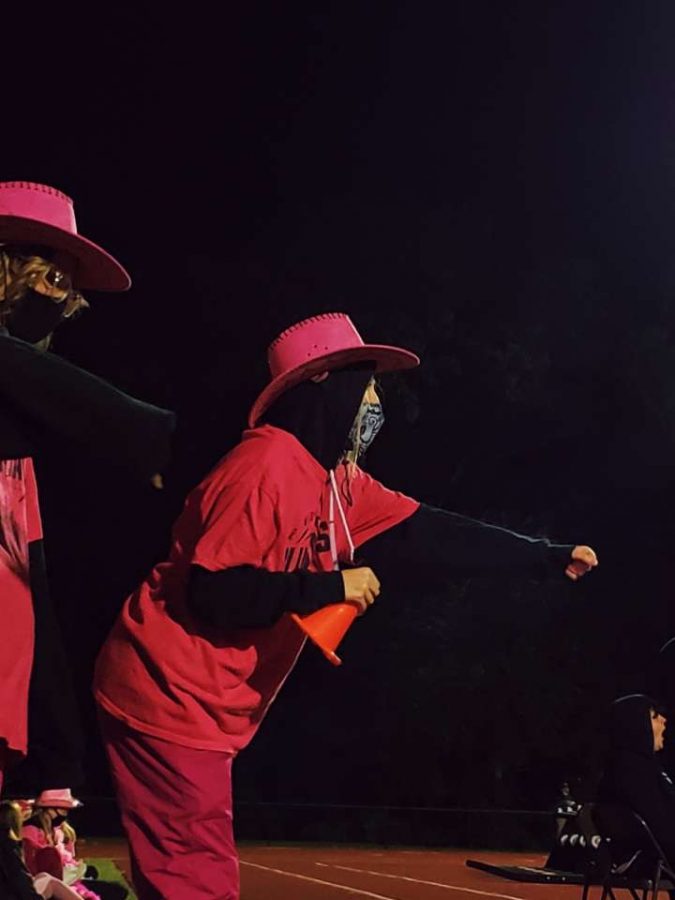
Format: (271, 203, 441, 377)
(347, 402, 385, 460)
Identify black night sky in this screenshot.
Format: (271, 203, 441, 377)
(6, 3, 675, 816)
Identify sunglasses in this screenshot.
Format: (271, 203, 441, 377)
(11, 254, 87, 317)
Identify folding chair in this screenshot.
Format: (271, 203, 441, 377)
(581, 802, 675, 900)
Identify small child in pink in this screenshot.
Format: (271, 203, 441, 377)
(22, 791, 99, 900)
(0, 798, 82, 899)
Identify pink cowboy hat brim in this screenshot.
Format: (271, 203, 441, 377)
(248, 343, 419, 427)
(34, 798, 82, 809)
(0, 216, 130, 291)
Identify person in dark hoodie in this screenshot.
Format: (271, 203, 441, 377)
(93, 312, 597, 900)
(652, 637, 675, 779)
(598, 694, 675, 865)
(0, 182, 174, 802)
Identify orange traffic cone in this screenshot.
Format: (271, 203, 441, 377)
(291, 603, 358, 666)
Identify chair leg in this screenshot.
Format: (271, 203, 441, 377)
(651, 859, 663, 900)
(582, 875, 598, 900)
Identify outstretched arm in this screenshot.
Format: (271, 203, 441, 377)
(360, 503, 597, 581)
(0, 332, 175, 480)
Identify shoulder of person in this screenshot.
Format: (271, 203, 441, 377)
(205, 426, 316, 495)
(20, 825, 44, 843)
(343, 464, 396, 498)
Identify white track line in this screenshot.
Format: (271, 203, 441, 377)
(316, 862, 533, 900)
(240, 860, 400, 898)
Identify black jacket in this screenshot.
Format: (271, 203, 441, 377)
(0, 837, 41, 900)
(598, 694, 675, 856)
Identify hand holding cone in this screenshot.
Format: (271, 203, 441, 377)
(291, 566, 380, 665)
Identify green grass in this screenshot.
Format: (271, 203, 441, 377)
(84, 858, 137, 900)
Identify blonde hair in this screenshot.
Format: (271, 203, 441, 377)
(0, 800, 23, 842)
(32, 807, 77, 847)
(0, 247, 88, 348)
(61, 819, 76, 846)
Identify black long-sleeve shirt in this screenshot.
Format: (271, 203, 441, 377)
(0, 331, 175, 477)
(187, 502, 574, 630)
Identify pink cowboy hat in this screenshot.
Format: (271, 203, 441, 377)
(34, 789, 82, 809)
(0, 181, 130, 291)
(248, 312, 420, 427)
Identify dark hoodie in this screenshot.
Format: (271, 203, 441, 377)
(0, 834, 41, 900)
(652, 638, 675, 780)
(261, 364, 373, 470)
(598, 694, 675, 854)
(187, 365, 577, 630)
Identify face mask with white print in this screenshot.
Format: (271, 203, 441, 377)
(347, 402, 385, 460)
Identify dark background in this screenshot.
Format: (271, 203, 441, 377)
(6, 2, 675, 815)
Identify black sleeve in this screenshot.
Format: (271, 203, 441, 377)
(361, 503, 574, 580)
(0, 333, 175, 479)
(22, 539, 84, 790)
(186, 564, 346, 629)
(0, 841, 41, 900)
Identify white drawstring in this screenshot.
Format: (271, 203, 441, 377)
(328, 468, 355, 570)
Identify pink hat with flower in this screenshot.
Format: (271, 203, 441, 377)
(34, 789, 82, 809)
(0, 181, 130, 291)
(248, 312, 420, 427)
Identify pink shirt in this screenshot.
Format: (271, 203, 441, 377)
(0, 459, 42, 757)
(94, 426, 418, 753)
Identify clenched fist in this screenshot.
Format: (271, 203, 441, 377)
(565, 545, 598, 581)
(341, 566, 381, 615)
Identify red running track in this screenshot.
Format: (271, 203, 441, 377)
(81, 840, 606, 899)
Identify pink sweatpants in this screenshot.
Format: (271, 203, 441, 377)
(99, 709, 239, 900)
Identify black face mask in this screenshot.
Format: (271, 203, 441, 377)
(51, 814, 68, 827)
(8, 289, 67, 343)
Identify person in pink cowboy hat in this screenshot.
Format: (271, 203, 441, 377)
(0, 798, 85, 899)
(0, 182, 175, 811)
(23, 791, 85, 888)
(94, 312, 597, 900)
(23, 789, 126, 900)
